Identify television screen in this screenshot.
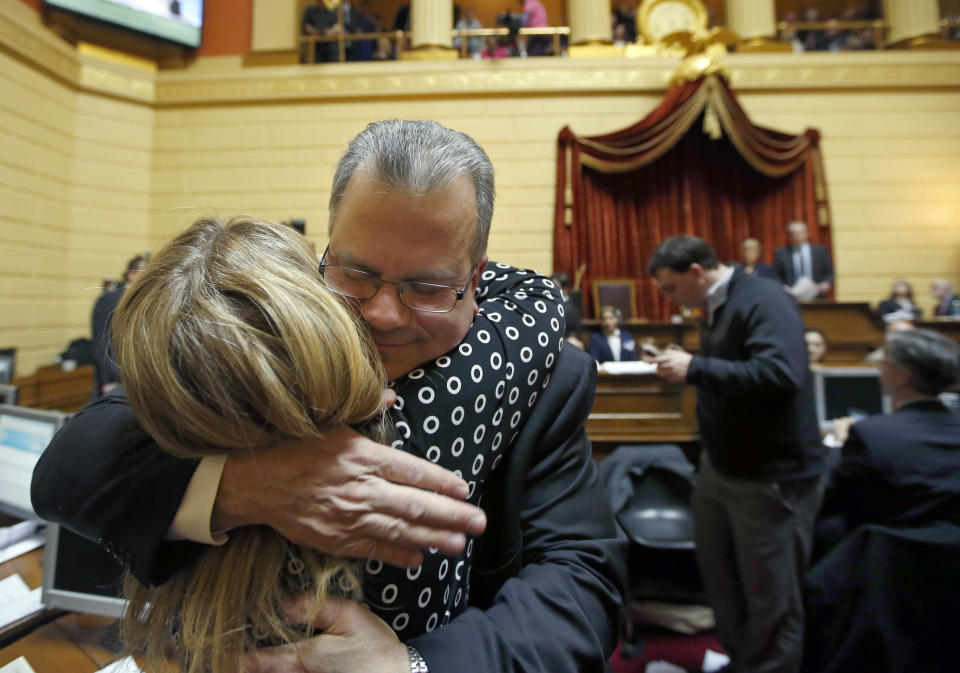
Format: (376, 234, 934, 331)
(45, 0, 203, 48)
(814, 367, 892, 432)
(0, 405, 68, 519)
(41, 524, 127, 618)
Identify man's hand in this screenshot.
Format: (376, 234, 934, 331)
(654, 350, 693, 383)
(241, 597, 407, 673)
(214, 425, 487, 569)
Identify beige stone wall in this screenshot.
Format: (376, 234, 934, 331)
(0, 1, 153, 375)
(2, 0, 959, 378)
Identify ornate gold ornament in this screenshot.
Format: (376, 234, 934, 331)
(636, 0, 709, 45)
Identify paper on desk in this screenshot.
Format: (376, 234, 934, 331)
(0, 521, 44, 564)
(0, 574, 44, 629)
(0, 656, 37, 673)
(97, 657, 144, 673)
(702, 648, 731, 672)
(790, 276, 819, 303)
(598, 361, 659, 375)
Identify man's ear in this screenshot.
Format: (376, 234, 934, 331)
(471, 255, 488, 315)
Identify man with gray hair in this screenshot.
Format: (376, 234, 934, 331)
(818, 328, 960, 533)
(33, 120, 626, 673)
(930, 279, 960, 317)
(805, 328, 960, 672)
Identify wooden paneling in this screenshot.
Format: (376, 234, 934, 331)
(587, 372, 698, 444)
(12, 364, 94, 413)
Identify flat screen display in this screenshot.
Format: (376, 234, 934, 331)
(0, 405, 67, 519)
(45, 0, 204, 48)
(41, 524, 128, 618)
(814, 367, 892, 432)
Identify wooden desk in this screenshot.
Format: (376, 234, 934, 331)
(0, 548, 58, 648)
(587, 372, 698, 445)
(799, 302, 882, 364)
(11, 365, 94, 413)
(916, 319, 960, 344)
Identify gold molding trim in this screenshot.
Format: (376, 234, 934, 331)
(2, 0, 960, 108)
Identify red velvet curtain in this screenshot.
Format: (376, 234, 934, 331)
(554, 74, 832, 321)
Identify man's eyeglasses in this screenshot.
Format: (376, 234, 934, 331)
(319, 248, 473, 314)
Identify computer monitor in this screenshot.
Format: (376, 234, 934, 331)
(813, 367, 892, 433)
(41, 523, 127, 618)
(0, 384, 17, 405)
(0, 404, 68, 519)
(0, 347, 14, 384)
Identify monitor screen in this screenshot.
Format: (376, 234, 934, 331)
(814, 367, 892, 432)
(41, 524, 127, 618)
(0, 405, 68, 519)
(0, 384, 17, 405)
(45, 0, 204, 48)
(0, 348, 14, 384)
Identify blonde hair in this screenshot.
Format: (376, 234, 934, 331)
(113, 216, 386, 673)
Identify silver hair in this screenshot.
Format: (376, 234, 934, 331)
(328, 120, 495, 266)
(787, 220, 808, 231)
(886, 329, 960, 396)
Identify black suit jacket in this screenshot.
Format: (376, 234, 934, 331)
(32, 347, 627, 673)
(819, 400, 960, 535)
(686, 268, 823, 481)
(772, 243, 834, 289)
(805, 401, 960, 673)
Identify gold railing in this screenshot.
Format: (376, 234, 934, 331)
(776, 19, 888, 49)
(300, 26, 571, 63)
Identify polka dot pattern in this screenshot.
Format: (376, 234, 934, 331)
(362, 263, 565, 639)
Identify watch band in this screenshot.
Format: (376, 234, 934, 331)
(407, 644, 429, 673)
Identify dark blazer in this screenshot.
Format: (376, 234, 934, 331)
(686, 267, 823, 481)
(933, 293, 960, 317)
(90, 287, 125, 397)
(772, 243, 834, 289)
(818, 399, 960, 535)
(32, 347, 627, 673)
(877, 298, 922, 321)
(741, 261, 776, 280)
(805, 400, 960, 673)
(587, 330, 637, 364)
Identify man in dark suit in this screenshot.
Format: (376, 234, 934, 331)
(650, 235, 825, 673)
(32, 120, 626, 673)
(805, 328, 960, 673)
(773, 220, 834, 299)
(90, 255, 145, 398)
(587, 305, 637, 363)
(930, 279, 960, 317)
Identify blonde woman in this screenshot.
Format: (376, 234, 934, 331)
(112, 216, 564, 672)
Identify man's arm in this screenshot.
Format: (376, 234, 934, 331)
(411, 347, 628, 673)
(686, 293, 807, 398)
(31, 388, 482, 586)
(31, 391, 203, 583)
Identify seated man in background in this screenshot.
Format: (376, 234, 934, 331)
(773, 220, 834, 300)
(805, 328, 960, 673)
(32, 119, 626, 673)
(588, 305, 637, 363)
(930, 279, 960, 317)
(90, 254, 146, 398)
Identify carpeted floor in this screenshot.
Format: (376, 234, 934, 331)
(610, 631, 728, 673)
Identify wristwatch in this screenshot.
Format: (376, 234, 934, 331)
(407, 644, 429, 673)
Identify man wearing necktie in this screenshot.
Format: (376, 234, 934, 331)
(773, 220, 834, 300)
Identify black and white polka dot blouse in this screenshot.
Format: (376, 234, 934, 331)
(361, 262, 566, 639)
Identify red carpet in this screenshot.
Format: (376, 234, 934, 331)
(610, 632, 727, 673)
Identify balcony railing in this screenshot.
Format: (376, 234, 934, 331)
(300, 26, 571, 63)
(299, 19, 959, 63)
